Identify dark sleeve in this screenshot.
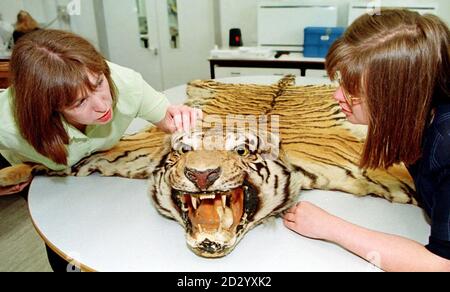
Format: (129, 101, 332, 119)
(427, 237, 450, 260)
(426, 168, 450, 260)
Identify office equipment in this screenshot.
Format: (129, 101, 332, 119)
(229, 28, 243, 47)
(348, 1, 439, 25)
(303, 27, 344, 58)
(257, 0, 338, 52)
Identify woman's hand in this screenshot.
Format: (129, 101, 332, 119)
(156, 105, 203, 134)
(283, 201, 336, 240)
(0, 180, 32, 196)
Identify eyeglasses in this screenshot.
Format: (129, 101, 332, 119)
(334, 71, 361, 108)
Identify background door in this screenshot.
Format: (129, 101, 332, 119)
(154, 0, 215, 89)
(100, 0, 164, 90)
(99, 0, 215, 90)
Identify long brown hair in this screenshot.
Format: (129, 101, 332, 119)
(10, 29, 117, 165)
(326, 9, 450, 169)
(15, 10, 39, 33)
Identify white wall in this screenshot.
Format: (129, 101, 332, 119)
(218, 0, 353, 47)
(69, 0, 100, 49)
(219, 0, 259, 47)
(99, 0, 165, 90)
(157, 0, 216, 89)
(431, 0, 449, 25)
(0, 0, 27, 24)
(218, 0, 450, 48)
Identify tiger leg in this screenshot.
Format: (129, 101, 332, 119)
(0, 164, 45, 187)
(71, 132, 171, 179)
(293, 161, 416, 204)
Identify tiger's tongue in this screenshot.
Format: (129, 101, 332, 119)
(191, 197, 222, 231)
(189, 188, 244, 233)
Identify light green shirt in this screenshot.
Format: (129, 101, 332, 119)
(0, 62, 170, 171)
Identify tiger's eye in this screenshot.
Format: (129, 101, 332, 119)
(180, 144, 193, 154)
(236, 147, 249, 156)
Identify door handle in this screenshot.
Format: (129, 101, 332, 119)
(149, 46, 158, 56)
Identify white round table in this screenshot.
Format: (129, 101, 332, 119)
(28, 76, 430, 272)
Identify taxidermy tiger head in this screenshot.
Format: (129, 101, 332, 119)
(149, 129, 301, 258)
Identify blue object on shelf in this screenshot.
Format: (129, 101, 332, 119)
(303, 27, 345, 58)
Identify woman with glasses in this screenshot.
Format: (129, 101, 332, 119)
(284, 9, 450, 271)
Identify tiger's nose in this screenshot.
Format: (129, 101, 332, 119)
(184, 167, 222, 190)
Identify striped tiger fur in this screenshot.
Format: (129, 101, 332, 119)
(0, 76, 416, 257)
(184, 76, 415, 204)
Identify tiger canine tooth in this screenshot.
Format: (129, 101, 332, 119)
(221, 195, 227, 208)
(192, 197, 199, 209)
(216, 205, 224, 219)
(222, 207, 234, 229)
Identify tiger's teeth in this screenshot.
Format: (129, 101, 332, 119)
(223, 207, 234, 229)
(221, 195, 227, 209)
(192, 197, 198, 210)
(199, 194, 215, 200)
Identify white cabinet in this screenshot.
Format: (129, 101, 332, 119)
(215, 67, 301, 78)
(209, 52, 326, 79)
(305, 69, 329, 78)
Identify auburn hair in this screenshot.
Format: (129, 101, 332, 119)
(326, 9, 450, 169)
(15, 10, 39, 33)
(10, 29, 117, 165)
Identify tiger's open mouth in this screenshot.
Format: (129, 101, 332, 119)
(171, 181, 259, 257)
(182, 187, 244, 233)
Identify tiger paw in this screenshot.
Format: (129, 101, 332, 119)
(0, 164, 34, 187)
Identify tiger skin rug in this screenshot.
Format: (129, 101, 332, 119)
(0, 76, 415, 258)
